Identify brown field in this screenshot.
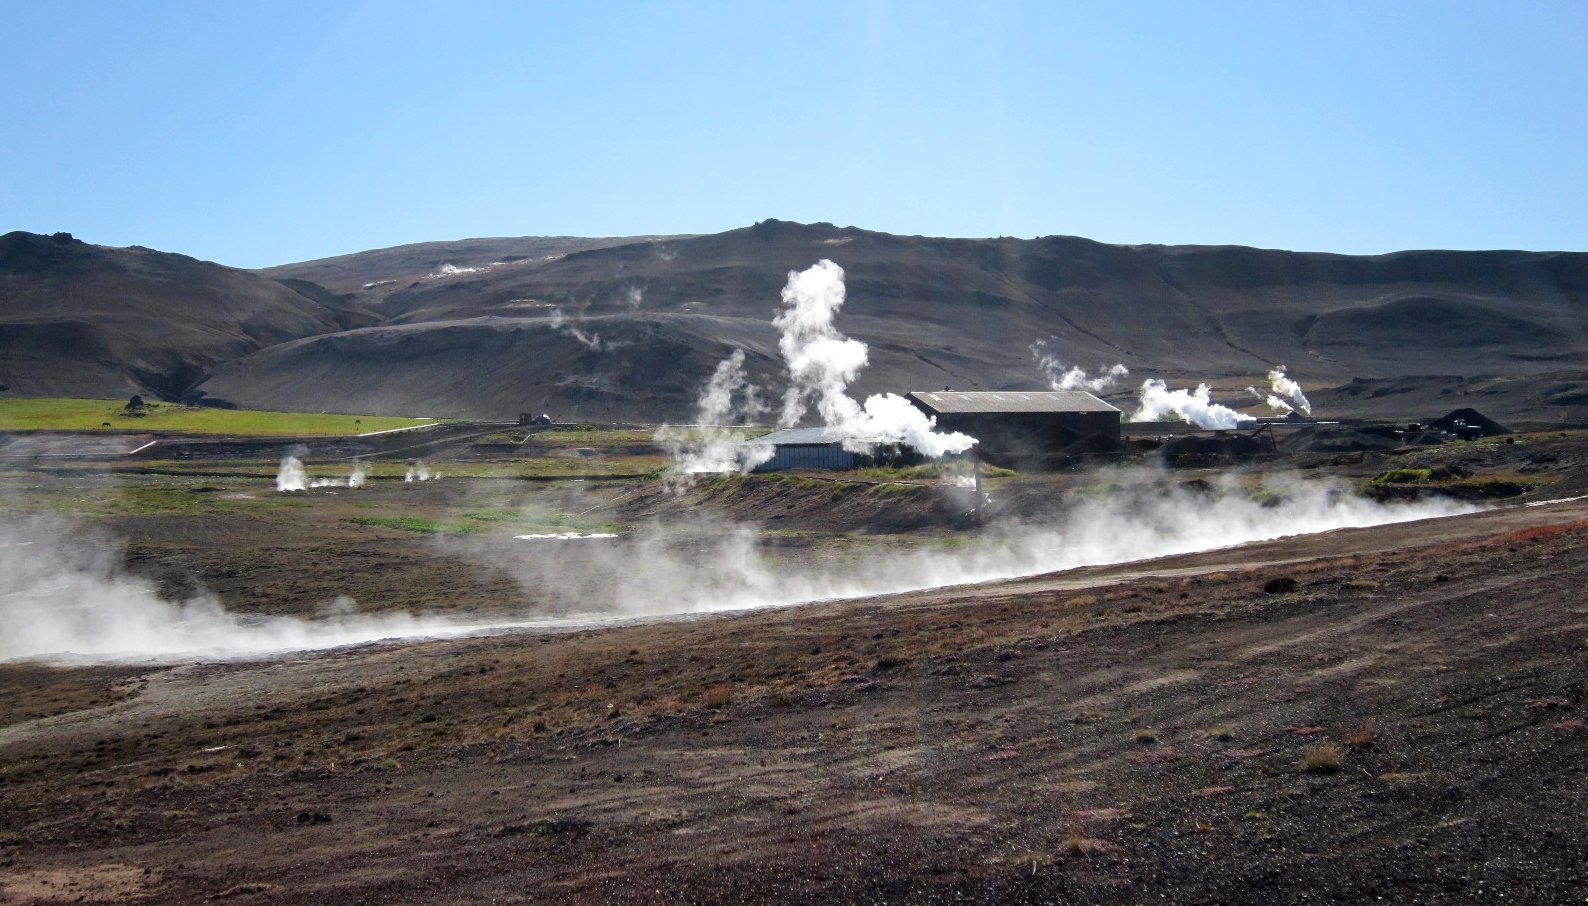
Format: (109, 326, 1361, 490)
(2, 428, 1586, 903)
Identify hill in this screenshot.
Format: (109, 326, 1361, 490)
(241, 220, 1588, 424)
(0, 231, 375, 402)
(6, 224, 1587, 426)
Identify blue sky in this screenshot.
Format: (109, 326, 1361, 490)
(3, 1, 1584, 267)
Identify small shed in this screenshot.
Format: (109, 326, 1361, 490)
(907, 390, 1122, 467)
(748, 427, 919, 473)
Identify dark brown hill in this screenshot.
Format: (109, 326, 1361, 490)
(8, 223, 1586, 426)
(241, 220, 1588, 424)
(0, 231, 376, 401)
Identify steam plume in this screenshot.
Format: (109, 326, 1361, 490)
(1031, 341, 1129, 393)
(1267, 367, 1312, 416)
(1130, 379, 1254, 429)
(656, 349, 773, 481)
(275, 448, 308, 492)
(773, 260, 975, 457)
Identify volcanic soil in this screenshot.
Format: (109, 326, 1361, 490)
(2, 438, 1588, 903)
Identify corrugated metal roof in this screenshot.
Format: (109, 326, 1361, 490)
(908, 390, 1120, 414)
(751, 427, 866, 446)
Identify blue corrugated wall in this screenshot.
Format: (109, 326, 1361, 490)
(752, 444, 858, 472)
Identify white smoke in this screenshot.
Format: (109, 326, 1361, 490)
(0, 515, 496, 663)
(348, 460, 369, 488)
(275, 451, 308, 492)
(1247, 386, 1295, 415)
(475, 470, 1478, 623)
(1130, 379, 1254, 429)
(4, 472, 1483, 663)
(1031, 341, 1129, 393)
(622, 284, 644, 309)
(656, 348, 773, 482)
(773, 260, 975, 457)
(548, 308, 604, 351)
(1267, 367, 1312, 416)
(404, 462, 438, 482)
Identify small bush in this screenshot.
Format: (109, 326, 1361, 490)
(1134, 728, 1158, 744)
(1344, 719, 1377, 749)
(1206, 726, 1234, 741)
(702, 684, 733, 709)
(1300, 741, 1345, 774)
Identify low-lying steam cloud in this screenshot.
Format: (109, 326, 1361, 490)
(1130, 379, 1254, 429)
(6, 474, 1479, 664)
(0, 515, 489, 663)
(476, 471, 1477, 623)
(1031, 340, 1129, 393)
(404, 462, 439, 482)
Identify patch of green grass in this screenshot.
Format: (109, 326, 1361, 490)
(0, 398, 441, 436)
(345, 516, 478, 534)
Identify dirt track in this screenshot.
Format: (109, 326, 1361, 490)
(3, 498, 1586, 904)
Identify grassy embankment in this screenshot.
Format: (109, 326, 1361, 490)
(0, 398, 438, 435)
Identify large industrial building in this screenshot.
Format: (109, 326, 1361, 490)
(907, 390, 1122, 467)
(747, 390, 1123, 473)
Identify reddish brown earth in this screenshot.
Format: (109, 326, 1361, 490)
(3, 495, 1586, 904)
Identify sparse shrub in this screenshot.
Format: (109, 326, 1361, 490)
(702, 684, 733, 709)
(1206, 726, 1234, 741)
(1300, 741, 1344, 774)
(1060, 834, 1113, 857)
(1344, 719, 1377, 748)
(1263, 576, 1298, 594)
(1133, 728, 1158, 744)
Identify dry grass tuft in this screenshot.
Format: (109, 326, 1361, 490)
(1300, 741, 1345, 774)
(1344, 719, 1377, 748)
(1060, 833, 1114, 857)
(701, 684, 733, 709)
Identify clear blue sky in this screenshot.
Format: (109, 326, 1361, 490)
(3, 1, 1584, 268)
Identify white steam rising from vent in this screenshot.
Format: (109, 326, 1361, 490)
(656, 349, 773, 481)
(773, 260, 975, 457)
(1131, 379, 1254, 429)
(404, 462, 439, 483)
(1245, 367, 1313, 417)
(275, 452, 308, 492)
(1031, 341, 1129, 393)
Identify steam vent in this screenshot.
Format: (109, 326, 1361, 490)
(908, 390, 1122, 468)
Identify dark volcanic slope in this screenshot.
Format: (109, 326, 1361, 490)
(0, 232, 376, 401)
(214, 220, 1588, 424)
(10, 223, 1587, 424)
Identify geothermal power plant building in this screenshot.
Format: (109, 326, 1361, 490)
(907, 390, 1122, 467)
(750, 390, 1122, 472)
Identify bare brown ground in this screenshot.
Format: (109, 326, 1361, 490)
(2, 497, 1586, 904)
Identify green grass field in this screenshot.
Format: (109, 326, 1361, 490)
(0, 398, 440, 436)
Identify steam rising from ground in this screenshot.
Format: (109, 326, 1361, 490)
(405, 462, 439, 482)
(772, 261, 975, 457)
(656, 349, 772, 481)
(1031, 341, 1129, 393)
(1131, 380, 1254, 429)
(277, 451, 370, 490)
(0, 516, 485, 662)
(548, 308, 604, 351)
(2, 473, 1477, 663)
(473, 472, 1475, 621)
